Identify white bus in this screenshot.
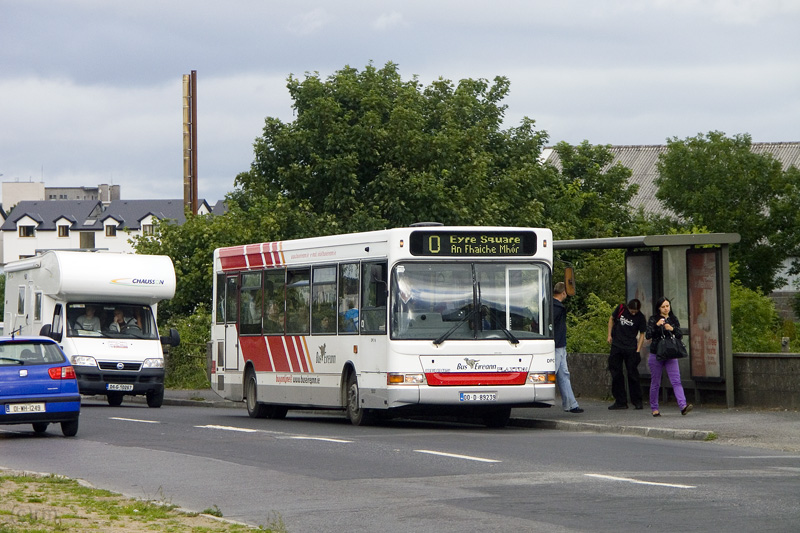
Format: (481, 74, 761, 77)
(210, 225, 557, 426)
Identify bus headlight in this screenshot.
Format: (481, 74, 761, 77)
(70, 355, 97, 367)
(388, 373, 425, 385)
(527, 372, 555, 384)
(143, 358, 165, 369)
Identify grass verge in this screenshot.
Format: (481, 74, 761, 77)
(0, 471, 285, 532)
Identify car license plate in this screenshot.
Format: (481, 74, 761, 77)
(459, 392, 497, 402)
(107, 384, 134, 391)
(6, 403, 45, 414)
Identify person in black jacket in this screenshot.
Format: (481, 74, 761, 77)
(606, 299, 646, 410)
(645, 297, 692, 417)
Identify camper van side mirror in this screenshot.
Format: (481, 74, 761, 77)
(161, 328, 180, 347)
(39, 324, 62, 342)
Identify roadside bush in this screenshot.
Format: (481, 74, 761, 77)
(163, 304, 211, 389)
(567, 293, 613, 354)
(730, 280, 783, 352)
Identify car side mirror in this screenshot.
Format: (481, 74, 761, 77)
(160, 328, 180, 347)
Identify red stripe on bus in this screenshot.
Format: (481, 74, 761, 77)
(219, 248, 248, 271)
(244, 244, 265, 268)
(240, 336, 272, 371)
(285, 337, 304, 372)
(425, 372, 528, 386)
(267, 336, 292, 372)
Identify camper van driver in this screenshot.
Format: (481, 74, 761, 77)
(109, 308, 138, 332)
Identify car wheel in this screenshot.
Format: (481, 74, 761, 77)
(146, 388, 164, 408)
(107, 392, 124, 407)
(32, 422, 49, 434)
(61, 419, 79, 437)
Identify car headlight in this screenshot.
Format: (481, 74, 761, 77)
(70, 355, 98, 367)
(142, 358, 164, 369)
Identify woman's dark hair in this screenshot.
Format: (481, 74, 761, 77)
(654, 296, 676, 318)
(627, 299, 641, 311)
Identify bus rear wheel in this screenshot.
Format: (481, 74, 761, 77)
(245, 369, 269, 418)
(346, 373, 374, 426)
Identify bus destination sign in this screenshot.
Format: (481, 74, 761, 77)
(409, 230, 537, 256)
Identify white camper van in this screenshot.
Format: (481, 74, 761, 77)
(3, 251, 180, 407)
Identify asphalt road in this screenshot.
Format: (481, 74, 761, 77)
(2, 400, 799, 532)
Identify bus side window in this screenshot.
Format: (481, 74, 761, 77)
(215, 273, 226, 324)
(360, 262, 387, 334)
(338, 263, 359, 334)
(264, 269, 285, 335)
(286, 268, 310, 334)
(239, 272, 262, 335)
(225, 276, 238, 325)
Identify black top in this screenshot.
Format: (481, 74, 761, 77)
(645, 314, 682, 354)
(610, 306, 647, 350)
(553, 298, 567, 348)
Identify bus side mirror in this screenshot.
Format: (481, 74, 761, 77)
(160, 328, 180, 347)
(564, 267, 576, 296)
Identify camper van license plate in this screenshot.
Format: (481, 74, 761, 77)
(6, 403, 45, 414)
(107, 384, 134, 391)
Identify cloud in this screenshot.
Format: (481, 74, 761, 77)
(373, 11, 404, 30)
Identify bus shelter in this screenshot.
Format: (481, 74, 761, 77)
(554, 233, 741, 407)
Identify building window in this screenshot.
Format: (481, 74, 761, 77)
(105, 225, 117, 237)
(58, 225, 70, 237)
(19, 225, 35, 237)
(142, 224, 154, 236)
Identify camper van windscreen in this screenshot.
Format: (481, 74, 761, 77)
(66, 303, 158, 340)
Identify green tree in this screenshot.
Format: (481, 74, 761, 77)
(655, 131, 800, 293)
(233, 61, 552, 231)
(547, 141, 640, 240)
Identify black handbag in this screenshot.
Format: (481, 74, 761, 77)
(656, 330, 688, 361)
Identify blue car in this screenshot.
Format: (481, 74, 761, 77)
(0, 337, 80, 437)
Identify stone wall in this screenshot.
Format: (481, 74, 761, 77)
(566, 352, 800, 409)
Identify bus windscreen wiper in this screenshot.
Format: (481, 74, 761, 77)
(499, 327, 520, 345)
(433, 306, 480, 346)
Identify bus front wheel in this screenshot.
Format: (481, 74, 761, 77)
(245, 370, 269, 419)
(346, 374, 374, 426)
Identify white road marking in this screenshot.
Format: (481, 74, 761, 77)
(414, 449, 501, 463)
(288, 436, 352, 443)
(109, 417, 160, 424)
(195, 424, 260, 433)
(586, 473, 695, 488)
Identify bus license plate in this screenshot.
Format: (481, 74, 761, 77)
(107, 384, 134, 391)
(6, 403, 45, 414)
(460, 392, 497, 402)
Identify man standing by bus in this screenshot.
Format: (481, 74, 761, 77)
(553, 282, 583, 413)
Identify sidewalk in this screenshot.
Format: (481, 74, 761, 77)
(155, 389, 800, 453)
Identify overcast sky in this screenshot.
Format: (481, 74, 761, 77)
(1, 0, 798, 205)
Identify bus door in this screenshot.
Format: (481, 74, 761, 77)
(223, 275, 240, 371)
(358, 262, 388, 372)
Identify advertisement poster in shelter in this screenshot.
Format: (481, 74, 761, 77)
(687, 250, 721, 379)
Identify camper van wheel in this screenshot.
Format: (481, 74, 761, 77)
(107, 392, 124, 407)
(32, 423, 48, 434)
(346, 373, 374, 426)
(146, 389, 164, 408)
(245, 369, 269, 418)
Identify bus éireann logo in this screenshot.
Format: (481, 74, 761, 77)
(463, 357, 479, 369)
(315, 344, 336, 364)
